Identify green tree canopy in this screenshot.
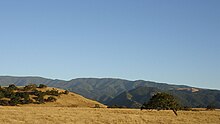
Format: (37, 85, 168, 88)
(141, 92, 180, 111)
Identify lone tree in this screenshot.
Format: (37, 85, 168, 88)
(141, 92, 180, 116)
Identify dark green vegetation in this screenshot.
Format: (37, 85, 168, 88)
(141, 92, 179, 116)
(0, 76, 220, 108)
(141, 92, 180, 110)
(109, 86, 220, 109)
(0, 84, 68, 106)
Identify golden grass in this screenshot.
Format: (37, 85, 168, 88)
(18, 87, 107, 108)
(0, 107, 219, 124)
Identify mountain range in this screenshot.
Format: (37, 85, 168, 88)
(0, 76, 219, 108)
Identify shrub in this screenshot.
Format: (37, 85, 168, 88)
(34, 94, 45, 104)
(9, 97, 21, 106)
(33, 90, 46, 97)
(107, 105, 127, 108)
(4, 90, 15, 99)
(94, 104, 100, 108)
(20, 98, 33, 104)
(206, 104, 216, 110)
(8, 84, 18, 91)
(64, 90, 69, 95)
(38, 84, 47, 88)
(15, 92, 33, 104)
(180, 106, 192, 111)
(45, 96, 57, 102)
(0, 92, 4, 99)
(46, 89, 60, 96)
(0, 100, 10, 106)
(24, 84, 37, 91)
(32, 90, 46, 104)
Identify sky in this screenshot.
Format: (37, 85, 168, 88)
(0, 0, 219, 89)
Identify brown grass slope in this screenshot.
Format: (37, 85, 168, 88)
(20, 87, 106, 108)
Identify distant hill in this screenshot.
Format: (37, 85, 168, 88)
(22, 87, 106, 108)
(0, 76, 64, 86)
(0, 76, 190, 103)
(108, 86, 220, 108)
(0, 76, 220, 108)
(107, 86, 160, 108)
(0, 83, 105, 108)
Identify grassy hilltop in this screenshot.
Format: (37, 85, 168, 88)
(0, 84, 106, 108)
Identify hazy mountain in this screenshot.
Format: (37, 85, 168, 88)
(0, 76, 219, 108)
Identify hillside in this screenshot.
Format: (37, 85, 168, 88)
(108, 86, 160, 108)
(0, 76, 220, 108)
(0, 84, 106, 108)
(0, 76, 190, 104)
(108, 86, 220, 108)
(22, 87, 106, 108)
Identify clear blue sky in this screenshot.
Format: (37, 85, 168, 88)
(0, 0, 219, 89)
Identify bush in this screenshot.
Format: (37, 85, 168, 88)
(4, 90, 15, 99)
(33, 90, 46, 97)
(0, 100, 10, 106)
(32, 90, 45, 104)
(64, 90, 69, 95)
(24, 84, 37, 91)
(107, 105, 127, 108)
(34, 94, 45, 104)
(46, 89, 60, 96)
(94, 104, 100, 108)
(0, 92, 4, 99)
(20, 98, 33, 104)
(206, 104, 216, 110)
(9, 97, 21, 106)
(8, 84, 18, 91)
(15, 92, 33, 104)
(38, 84, 47, 88)
(180, 106, 193, 111)
(45, 96, 57, 102)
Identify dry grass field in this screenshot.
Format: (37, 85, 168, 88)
(0, 107, 219, 124)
